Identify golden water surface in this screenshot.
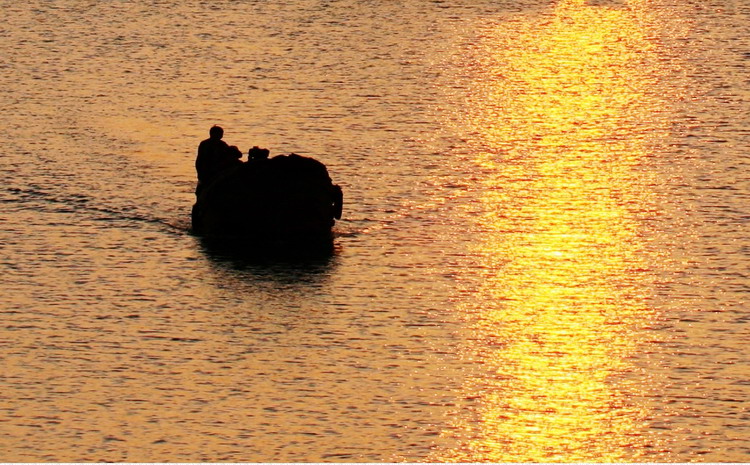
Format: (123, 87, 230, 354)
(434, 0, 677, 460)
(3, 0, 750, 461)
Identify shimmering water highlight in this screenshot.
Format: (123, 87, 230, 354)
(2, 0, 750, 461)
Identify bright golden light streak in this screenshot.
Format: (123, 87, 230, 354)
(435, 1, 669, 461)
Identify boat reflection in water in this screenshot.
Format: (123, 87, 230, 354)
(435, 0, 675, 461)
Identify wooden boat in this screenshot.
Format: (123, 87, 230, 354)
(191, 153, 343, 249)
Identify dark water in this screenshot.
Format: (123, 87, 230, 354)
(2, 0, 750, 461)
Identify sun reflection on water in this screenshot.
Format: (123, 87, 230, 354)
(436, 1, 671, 461)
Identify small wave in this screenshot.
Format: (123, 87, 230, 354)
(3, 186, 187, 236)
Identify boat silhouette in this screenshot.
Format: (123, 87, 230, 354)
(191, 153, 343, 250)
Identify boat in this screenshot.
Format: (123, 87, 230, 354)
(191, 153, 343, 250)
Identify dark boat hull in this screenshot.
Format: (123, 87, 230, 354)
(191, 154, 342, 248)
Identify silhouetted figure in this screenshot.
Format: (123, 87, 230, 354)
(196, 125, 230, 195)
(228, 145, 243, 165)
(247, 146, 270, 163)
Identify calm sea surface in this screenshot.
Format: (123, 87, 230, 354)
(2, 0, 750, 461)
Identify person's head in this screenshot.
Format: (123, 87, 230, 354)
(209, 125, 224, 140)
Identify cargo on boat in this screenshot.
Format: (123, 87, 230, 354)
(191, 153, 343, 248)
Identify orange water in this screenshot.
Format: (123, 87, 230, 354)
(2, 0, 750, 461)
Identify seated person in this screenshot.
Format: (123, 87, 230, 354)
(227, 145, 243, 164)
(247, 146, 270, 162)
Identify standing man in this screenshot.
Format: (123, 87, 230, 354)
(195, 125, 230, 195)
